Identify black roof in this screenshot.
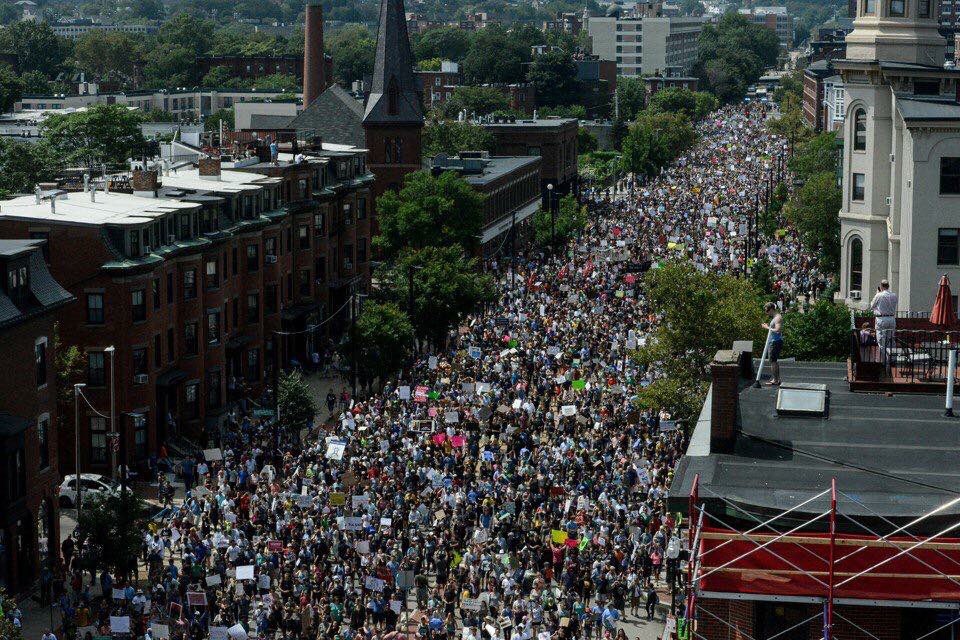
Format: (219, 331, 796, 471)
(0, 240, 75, 329)
(362, 0, 424, 125)
(249, 114, 297, 130)
(669, 361, 960, 531)
(287, 85, 366, 147)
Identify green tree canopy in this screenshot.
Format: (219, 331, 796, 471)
(440, 85, 510, 118)
(0, 20, 70, 76)
(277, 370, 317, 432)
(620, 110, 695, 177)
(374, 170, 485, 258)
(789, 131, 838, 182)
(534, 194, 587, 247)
(694, 13, 780, 103)
(205, 108, 235, 132)
(376, 246, 495, 348)
(72, 30, 139, 82)
(783, 171, 842, 274)
(648, 87, 719, 122)
(0, 64, 23, 113)
(345, 301, 414, 386)
(413, 26, 473, 62)
(0, 138, 57, 196)
(782, 299, 851, 362)
(615, 76, 646, 122)
(40, 103, 147, 166)
(423, 120, 494, 157)
(462, 25, 528, 84)
(527, 50, 582, 108)
(328, 25, 376, 84)
(75, 491, 147, 578)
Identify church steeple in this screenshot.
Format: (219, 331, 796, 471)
(363, 0, 423, 125)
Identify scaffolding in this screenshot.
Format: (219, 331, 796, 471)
(683, 474, 960, 640)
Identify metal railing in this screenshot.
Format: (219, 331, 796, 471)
(850, 328, 959, 384)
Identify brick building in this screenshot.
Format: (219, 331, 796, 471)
(642, 74, 699, 101)
(196, 54, 333, 83)
(483, 117, 578, 199)
(430, 153, 543, 254)
(802, 59, 834, 132)
(0, 239, 73, 596)
(0, 148, 373, 473)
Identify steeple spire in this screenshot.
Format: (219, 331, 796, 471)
(363, 0, 423, 125)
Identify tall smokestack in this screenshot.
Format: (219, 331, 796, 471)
(303, 0, 325, 107)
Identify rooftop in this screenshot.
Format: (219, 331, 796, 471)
(669, 360, 960, 528)
(0, 190, 201, 227)
(897, 96, 960, 122)
(432, 155, 540, 187)
(483, 117, 578, 129)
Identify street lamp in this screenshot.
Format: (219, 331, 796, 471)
(104, 345, 117, 481)
(73, 383, 86, 518)
(547, 183, 556, 246)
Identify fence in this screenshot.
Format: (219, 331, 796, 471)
(849, 328, 959, 385)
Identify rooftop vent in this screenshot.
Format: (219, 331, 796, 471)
(776, 383, 828, 417)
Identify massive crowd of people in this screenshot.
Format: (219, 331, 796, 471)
(39, 104, 826, 640)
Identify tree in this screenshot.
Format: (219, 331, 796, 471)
(648, 87, 717, 122)
(53, 323, 86, 432)
(0, 64, 22, 113)
(767, 93, 813, 150)
(620, 110, 695, 177)
(375, 170, 485, 258)
(615, 76, 646, 122)
(0, 138, 57, 196)
(578, 127, 599, 154)
(72, 30, 139, 81)
(41, 103, 147, 166)
(678, 0, 705, 15)
(462, 25, 528, 85)
(413, 26, 472, 62)
(440, 85, 510, 118)
(526, 49, 581, 108)
(156, 12, 215, 57)
(344, 301, 414, 388)
(75, 491, 147, 579)
(783, 172, 842, 274)
(205, 108, 235, 133)
(142, 44, 199, 88)
(330, 29, 375, 84)
(277, 370, 317, 432)
(534, 194, 587, 247)
(789, 131, 838, 183)
(782, 300, 851, 361)
(634, 260, 766, 423)
(774, 69, 804, 105)
(202, 65, 241, 89)
(418, 57, 443, 71)
(0, 587, 23, 640)
(377, 246, 495, 348)
(423, 120, 494, 157)
(0, 20, 69, 75)
(694, 13, 780, 103)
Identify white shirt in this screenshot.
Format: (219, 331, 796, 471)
(871, 289, 899, 317)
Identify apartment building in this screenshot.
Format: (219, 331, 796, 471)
(738, 6, 794, 50)
(587, 9, 704, 77)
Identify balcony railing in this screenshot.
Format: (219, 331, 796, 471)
(849, 328, 960, 388)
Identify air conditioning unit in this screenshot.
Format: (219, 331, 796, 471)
(265, 255, 278, 264)
(143, 246, 151, 254)
(134, 374, 149, 384)
(885, 196, 892, 206)
(850, 290, 862, 300)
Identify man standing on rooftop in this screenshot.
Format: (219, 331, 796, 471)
(871, 279, 898, 352)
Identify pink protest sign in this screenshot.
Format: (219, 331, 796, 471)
(432, 433, 446, 445)
(414, 386, 428, 403)
(451, 435, 466, 447)
(428, 407, 438, 417)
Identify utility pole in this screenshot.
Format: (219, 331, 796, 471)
(510, 209, 517, 290)
(74, 383, 85, 518)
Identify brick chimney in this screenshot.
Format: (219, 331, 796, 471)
(710, 350, 740, 454)
(198, 157, 221, 181)
(303, 0, 325, 107)
(131, 169, 159, 197)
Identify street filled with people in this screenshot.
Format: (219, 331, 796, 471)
(42, 104, 825, 640)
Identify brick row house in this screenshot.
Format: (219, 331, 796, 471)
(0, 239, 73, 595)
(0, 146, 373, 477)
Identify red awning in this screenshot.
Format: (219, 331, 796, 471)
(698, 526, 960, 601)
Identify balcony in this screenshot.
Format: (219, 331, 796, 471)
(849, 317, 960, 392)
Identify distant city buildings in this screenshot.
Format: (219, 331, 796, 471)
(737, 6, 794, 51)
(49, 19, 158, 38)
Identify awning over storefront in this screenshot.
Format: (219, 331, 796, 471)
(481, 199, 540, 244)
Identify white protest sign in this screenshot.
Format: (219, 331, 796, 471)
(398, 386, 411, 400)
(444, 411, 459, 424)
(227, 624, 248, 640)
(206, 574, 222, 587)
(326, 441, 347, 461)
(561, 405, 577, 417)
(352, 494, 370, 508)
(428, 356, 438, 370)
(203, 448, 223, 461)
(355, 540, 370, 555)
(236, 565, 255, 580)
(209, 627, 230, 640)
(110, 616, 131, 633)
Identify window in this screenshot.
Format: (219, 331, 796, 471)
(314, 212, 325, 236)
(889, 0, 904, 16)
(231, 247, 238, 275)
(344, 244, 353, 271)
(133, 347, 147, 379)
(35, 339, 46, 387)
(183, 269, 197, 300)
(246, 244, 259, 272)
(852, 173, 866, 201)
(915, 80, 939, 95)
(343, 203, 353, 225)
(37, 414, 49, 470)
(853, 109, 867, 150)
(131, 290, 146, 322)
(154, 334, 161, 368)
(6, 265, 27, 305)
(941, 158, 960, 195)
(88, 351, 105, 386)
(863, 0, 875, 13)
(247, 293, 260, 323)
(152, 278, 161, 309)
(358, 238, 367, 264)
(247, 348, 260, 382)
(919, 0, 931, 17)
(265, 284, 278, 314)
(129, 229, 141, 258)
(849, 237, 863, 293)
(298, 225, 310, 249)
(358, 197, 367, 220)
(86, 293, 104, 324)
(298, 269, 311, 296)
(940, 229, 960, 265)
(207, 369, 222, 408)
(205, 259, 219, 289)
(265, 237, 277, 261)
(185, 383, 199, 418)
(185, 322, 199, 356)
(90, 417, 107, 464)
(134, 415, 147, 460)
(207, 310, 221, 345)
(167, 327, 175, 362)
(166, 272, 174, 303)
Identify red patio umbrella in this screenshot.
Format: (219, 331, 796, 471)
(931, 275, 957, 327)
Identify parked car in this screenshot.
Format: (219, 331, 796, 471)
(57, 473, 118, 507)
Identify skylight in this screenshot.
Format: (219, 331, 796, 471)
(776, 383, 828, 417)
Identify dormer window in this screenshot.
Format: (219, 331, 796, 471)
(6, 264, 27, 305)
(388, 77, 400, 116)
(129, 229, 141, 258)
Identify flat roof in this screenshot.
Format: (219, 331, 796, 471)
(897, 96, 960, 122)
(0, 190, 202, 227)
(436, 156, 540, 187)
(483, 118, 578, 129)
(159, 167, 282, 192)
(669, 361, 960, 527)
(0, 238, 43, 257)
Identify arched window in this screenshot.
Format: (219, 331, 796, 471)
(384, 138, 393, 164)
(387, 77, 399, 116)
(394, 138, 402, 164)
(853, 109, 867, 151)
(849, 237, 863, 293)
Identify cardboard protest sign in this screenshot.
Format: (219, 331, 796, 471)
(414, 386, 428, 403)
(444, 411, 459, 424)
(186, 591, 208, 606)
(551, 529, 568, 544)
(352, 493, 370, 508)
(205, 574, 222, 587)
(203, 448, 223, 461)
(561, 405, 577, 417)
(329, 492, 346, 506)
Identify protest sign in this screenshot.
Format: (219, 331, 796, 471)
(236, 565, 255, 580)
(203, 448, 223, 461)
(110, 617, 131, 633)
(209, 627, 229, 640)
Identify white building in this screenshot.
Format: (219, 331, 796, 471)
(823, 74, 845, 131)
(587, 6, 703, 77)
(837, 0, 960, 311)
(49, 21, 158, 38)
